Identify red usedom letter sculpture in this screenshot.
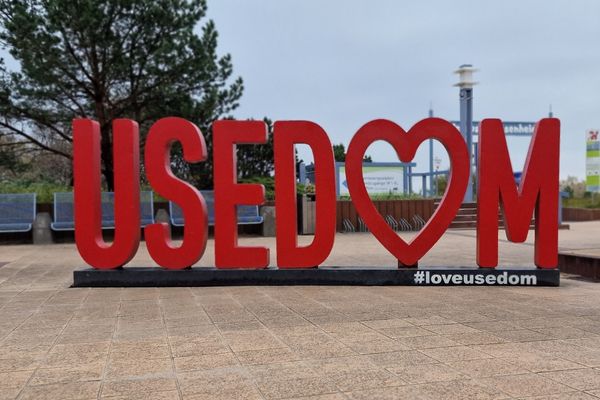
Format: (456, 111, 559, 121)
(477, 118, 560, 268)
(144, 117, 209, 269)
(73, 119, 141, 269)
(274, 121, 336, 268)
(213, 120, 270, 269)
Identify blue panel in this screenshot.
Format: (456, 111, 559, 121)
(169, 190, 261, 226)
(52, 191, 154, 230)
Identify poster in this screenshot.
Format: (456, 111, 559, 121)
(587, 130, 600, 192)
(338, 165, 404, 196)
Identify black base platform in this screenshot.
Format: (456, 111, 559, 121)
(73, 267, 560, 287)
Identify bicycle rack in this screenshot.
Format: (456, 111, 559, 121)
(385, 215, 399, 231)
(357, 217, 369, 232)
(342, 219, 356, 233)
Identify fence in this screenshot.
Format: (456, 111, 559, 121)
(562, 208, 600, 222)
(336, 199, 435, 232)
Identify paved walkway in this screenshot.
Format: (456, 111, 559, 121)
(0, 223, 600, 399)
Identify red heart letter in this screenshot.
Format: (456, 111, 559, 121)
(346, 118, 469, 266)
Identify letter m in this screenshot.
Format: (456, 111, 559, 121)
(477, 119, 559, 268)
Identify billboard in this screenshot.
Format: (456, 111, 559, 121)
(587, 130, 600, 192)
(338, 164, 404, 196)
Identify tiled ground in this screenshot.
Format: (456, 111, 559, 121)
(1, 223, 600, 399)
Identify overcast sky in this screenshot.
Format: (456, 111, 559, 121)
(206, 0, 600, 181)
(1, 1, 597, 183)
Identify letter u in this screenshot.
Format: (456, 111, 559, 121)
(73, 119, 141, 269)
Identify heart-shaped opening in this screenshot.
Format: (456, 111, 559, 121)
(337, 140, 442, 238)
(345, 118, 469, 266)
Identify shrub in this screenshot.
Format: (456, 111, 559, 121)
(0, 180, 71, 203)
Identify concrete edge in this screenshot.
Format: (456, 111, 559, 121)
(558, 252, 600, 280)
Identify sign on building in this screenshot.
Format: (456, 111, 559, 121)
(587, 130, 600, 192)
(451, 121, 536, 136)
(337, 163, 405, 197)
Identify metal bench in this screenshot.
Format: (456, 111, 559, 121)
(169, 190, 263, 227)
(0, 193, 36, 232)
(51, 191, 155, 231)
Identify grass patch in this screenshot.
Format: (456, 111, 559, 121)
(339, 193, 424, 201)
(564, 196, 600, 209)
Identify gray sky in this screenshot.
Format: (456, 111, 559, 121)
(206, 0, 600, 181)
(1, 1, 597, 183)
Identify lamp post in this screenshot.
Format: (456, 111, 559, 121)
(434, 156, 441, 197)
(454, 64, 477, 203)
(428, 105, 434, 197)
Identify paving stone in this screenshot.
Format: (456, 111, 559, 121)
(345, 385, 435, 400)
(540, 368, 600, 391)
(361, 319, 414, 329)
(105, 357, 173, 379)
(448, 358, 528, 378)
(100, 377, 178, 398)
(235, 347, 301, 365)
(430, 378, 513, 399)
(388, 362, 466, 384)
(255, 376, 338, 399)
(420, 345, 494, 362)
(480, 373, 574, 397)
(29, 362, 104, 385)
(101, 390, 180, 399)
(396, 334, 461, 349)
(442, 331, 507, 346)
(2, 227, 600, 399)
(178, 367, 259, 398)
(368, 350, 438, 368)
(422, 323, 480, 335)
(0, 369, 35, 389)
(174, 352, 239, 371)
(342, 338, 410, 354)
(504, 354, 586, 372)
(18, 381, 101, 400)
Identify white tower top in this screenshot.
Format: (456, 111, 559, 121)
(454, 64, 478, 88)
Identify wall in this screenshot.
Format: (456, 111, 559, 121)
(562, 208, 600, 222)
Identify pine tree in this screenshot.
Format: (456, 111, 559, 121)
(0, 0, 243, 189)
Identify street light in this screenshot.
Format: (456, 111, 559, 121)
(454, 64, 478, 203)
(434, 156, 441, 196)
(428, 105, 434, 197)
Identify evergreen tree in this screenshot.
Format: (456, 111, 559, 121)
(333, 143, 345, 162)
(236, 118, 274, 180)
(333, 143, 372, 163)
(0, 0, 243, 189)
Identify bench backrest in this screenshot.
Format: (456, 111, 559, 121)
(170, 191, 214, 225)
(0, 193, 36, 224)
(169, 190, 261, 225)
(53, 191, 154, 226)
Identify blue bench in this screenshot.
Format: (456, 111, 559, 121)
(51, 191, 155, 231)
(169, 190, 263, 226)
(0, 193, 36, 232)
